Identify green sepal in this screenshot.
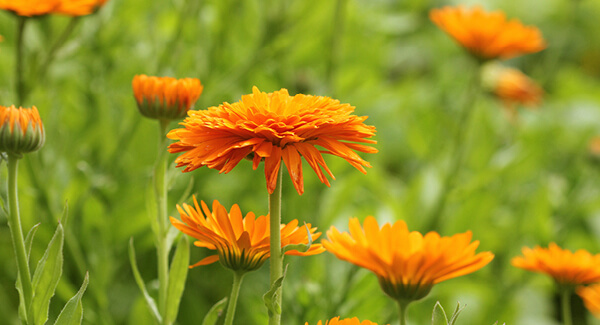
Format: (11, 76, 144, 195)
(30, 222, 64, 325)
(128, 238, 163, 323)
(282, 223, 312, 255)
(201, 297, 228, 325)
(263, 264, 288, 316)
(53, 272, 89, 325)
(164, 235, 190, 325)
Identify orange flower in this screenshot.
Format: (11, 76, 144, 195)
(305, 317, 383, 325)
(323, 217, 494, 302)
(0, 0, 60, 16)
(0, 105, 45, 155)
(170, 197, 325, 272)
(168, 86, 377, 195)
(491, 66, 543, 108)
(578, 284, 600, 318)
(132, 75, 203, 120)
(54, 0, 108, 16)
(430, 6, 546, 60)
(512, 243, 600, 286)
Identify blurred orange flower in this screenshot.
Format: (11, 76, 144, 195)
(430, 6, 546, 60)
(0, 105, 45, 155)
(0, 0, 60, 16)
(493, 66, 543, 108)
(54, 0, 108, 16)
(170, 197, 325, 272)
(168, 86, 377, 195)
(323, 217, 494, 302)
(132, 75, 203, 120)
(512, 243, 600, 285)
(305, 317, 383, 325)
(578, 284, 600, 318)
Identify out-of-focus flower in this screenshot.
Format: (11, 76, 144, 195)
(430, 6, 546, 60)
(483, 64, 543, 110)
(323, 217, 494, 302)
(168, 86, 377, 195)
(170, 197, 325, 272)
(588, 137, 600, 162)
(54, 0, 108, 16)
(0, 105, 45, 155)
(0, 0, 60, 16)
(305, 317, 383, 325)
(578, 284, 600, 318)
(512, 243, 600, 286)
(132, 75, 203, 120)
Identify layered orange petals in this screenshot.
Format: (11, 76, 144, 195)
(323, 217, 494, 302)
(578, 285, 600, 318)
(305, 317, 383, 325)
(170, 197, 324, 272)
(132, 75, 203, 120)
(512, 243, 600, 286)
(0, 0, 107, 16)
(167, 86, 377, 195)
(430, 6, 546, 60)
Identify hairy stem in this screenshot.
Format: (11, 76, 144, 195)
(268, 168, 283, 325)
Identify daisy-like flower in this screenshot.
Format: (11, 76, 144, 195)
(0, 105, 45, 156)
(578, 284, 600, 318)
(0, 0, 60, 16)
(170, 197, 325, 272)
(430, 6, 546, 60)
(132, 75, 203, 120)
(323, 217, 494, 303)
(168, 86, 377, 195)
(305, 317, 383, 325)
(512, 243, 600, 286)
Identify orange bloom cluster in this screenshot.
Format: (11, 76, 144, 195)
(0, 0, 107, 16)
(305, 317, 383, 325)
(168, 86, 377, 195)
(132, 75, 203, 120)
(512, 243, 600, 286)
(0, 105, 45, 155)
(430, 6, 546, 60)
(493, 66, 543, 108)
(323, 217, 494, 302)
(170, 198, 324, 272)
(578, 285, 600, 318)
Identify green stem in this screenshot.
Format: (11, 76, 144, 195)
(561, 286, 573, 325)
(223, 272, 245, 325)
(15, 17, 27, 105)
(156, 119, 170, 322)
(325, 0, 347, 94)
(398, 300, 409, 325)
(38, 17, 80, 81)
(7, 155, 33, 320)
(268, 168, 283, 325)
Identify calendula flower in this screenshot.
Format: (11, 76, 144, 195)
(54, 0, 108, 16)
(486, 65, 543, 108)
(132, 74, 203, 120)
(305, 317, 383, 325)
(170, 197, 325, 272)
(0, 0, 60, 16)
(578, 284, 600, 318)
(168, 86, 377, 195)
(0, 105, 45, 156)
(430, 6, 546, 60)
(512, 243, 600, 286)
(323, 217, 494, 303)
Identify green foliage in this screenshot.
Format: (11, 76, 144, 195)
(432, 302, 466, 325)
(54, 272, 89, 325)
(201, 298, 228, 325)
(128, 238, 162, 324)
(164, 235, 189, 325)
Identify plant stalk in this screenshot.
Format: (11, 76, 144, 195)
(223, 272, 245, 325)
(15, 17, 27, 105)
(398, 300, 409, 325)
(156, 119, 170, 322)
(268, 168, 283, 325)
(561, 286, 573, 325)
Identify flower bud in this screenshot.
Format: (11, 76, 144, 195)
(132, 75, 203, 120)
(0, 105, 45, 156)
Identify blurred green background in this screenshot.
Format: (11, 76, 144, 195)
(2, 0, 600, 324)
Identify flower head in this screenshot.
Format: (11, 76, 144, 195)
(323, 217, 494, 302)
(512, 243, 600, 286)
(132, 75, 203, 120)
(170, 197, 325, 272)
(0, 105, 45, 156)
(483, 64, 543, 108)
(578, 284, 600, 318)
(0, 0, 107, 16)
(168, 86, 377, 195)
(430, 6, 546, 60)
(305, 317, 383, 325)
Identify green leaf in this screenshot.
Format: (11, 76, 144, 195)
(59, 202, 69, 227)
(145, 181, 160, 240)
(30, 222, 64, 325)
(432, 301, 448, 325)
(263, 265, 288, 316)
(282, 223, 312, 254)
(25, 223, 41, 259)
(129, 238, 162, 324)
(53, 272, 89, 325)
(201, 297, 228, 325)
(164, 235, 190, 325)
(17, 223, 41, 322)
(448, 302, 466, 325)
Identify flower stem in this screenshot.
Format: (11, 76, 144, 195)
(38, 17, 80, 81)
(15, 17, 27, 105)
(268, 168, 283, 325)
(561, 286, 573, 325)
(156, 119, 170, 322)
(7, 155, 33, 319)
(398, 300, 409, 325)
(223, 272, 245, 325)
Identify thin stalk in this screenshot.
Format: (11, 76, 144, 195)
(561, 286, 573, 325)
(268, 168, 283, 325)
(425, 61, 482, 232)
(325, 0, 348, 94)
(7, 155, 33, 318)
(223, 272, 245, 325)
(398, 300, 409, 325)
(15, 17, 27, 105)
(155, 119, 170, 321)
(38, 17, 81, 81)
